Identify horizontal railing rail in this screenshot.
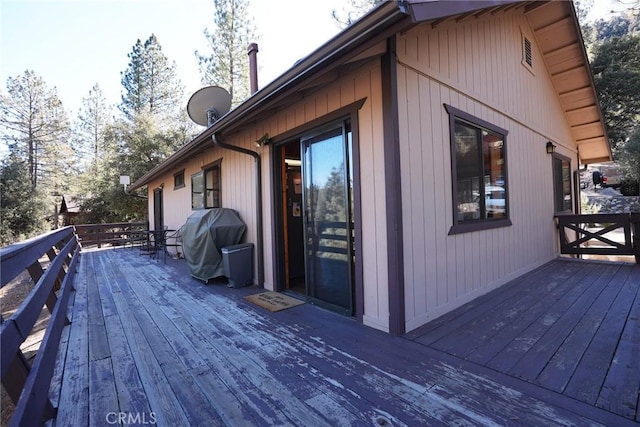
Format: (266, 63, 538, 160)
(555, 213, 640, 263)
(0, 226, 81, 426)
(315, 221, 350, 256)
(74, 221, 148, 248)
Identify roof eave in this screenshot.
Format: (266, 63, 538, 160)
(570, 3, 613, 163)
(129, 1, 405, 192)
(401, 0, 525, 22)
(525, 1, 611, 164)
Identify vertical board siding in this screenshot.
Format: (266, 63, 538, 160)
(151, 60, 389, 331)
(397, 10, 578, 331)
(354, 65, 389, 331)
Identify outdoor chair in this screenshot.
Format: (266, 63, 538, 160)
(158, 228, 183, 263)
(139, 227, 182, 263)
(139, 230, 161, 258)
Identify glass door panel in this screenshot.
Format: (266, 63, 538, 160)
(302, 126, 353, 314)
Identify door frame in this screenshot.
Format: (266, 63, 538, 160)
(153, 187, 164, 230)
(270, 100, 365, 321)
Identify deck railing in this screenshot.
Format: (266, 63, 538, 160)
(0, 226, 81, 426)
(555, 213, 640, 263)
(315, 220, 350, 256)
(74, 221, 148, 248)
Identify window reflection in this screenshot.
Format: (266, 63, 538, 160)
(454, 119, 507, 222)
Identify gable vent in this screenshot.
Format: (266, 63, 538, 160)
(523, 37, 532, 67)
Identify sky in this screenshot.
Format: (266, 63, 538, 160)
(0, 0, 348, 116)
(0, 0, 626, 118)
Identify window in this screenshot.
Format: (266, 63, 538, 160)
(553, 154, 572, 213)
(191, 160, 221, 209)
(174, 169, 185, 189)
(445, 104, 512, 234)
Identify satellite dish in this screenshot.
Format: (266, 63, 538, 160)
(187, 86, 232, 127)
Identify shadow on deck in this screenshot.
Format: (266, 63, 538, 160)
(50, 248, 638, 426)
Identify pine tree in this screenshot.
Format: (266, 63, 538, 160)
(114, 111, 183, 180)
(83, 34, 192, 224)
(311, 162, 350, 260)
(592, 33, 640, 148)
(77, 114, 151, 224)
(586, 9, 640, 182)
(120, 34, 184, 121)
(0, 70, 71, 191)
(331, 0, 384, 29)
(195, 0, 256, 106)
(118, 35, 188, 177)
(0, 71, 74, 237)
(0, 153, 46, 244)
(76, 83, 111, 172)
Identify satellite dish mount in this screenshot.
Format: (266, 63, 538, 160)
(187, 86, 232, 127)
(206, 109, 220, 125)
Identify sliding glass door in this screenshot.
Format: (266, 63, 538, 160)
(302, 125, 353, 314)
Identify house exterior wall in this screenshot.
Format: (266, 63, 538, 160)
(148, 59, 391, 331)
(147, 141, 262, 278)
(395, 10, 579, 331)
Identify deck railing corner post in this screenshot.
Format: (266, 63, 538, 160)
(631, 213, 640, 264)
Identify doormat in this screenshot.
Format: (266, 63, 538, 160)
(244, 292, 305, 312)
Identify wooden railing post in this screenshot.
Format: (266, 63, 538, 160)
(631, 213, 640, 264)
(25, 261, 59, 316)
(2, 338, 30, 405)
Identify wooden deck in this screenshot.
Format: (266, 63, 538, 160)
(407, 258, 640, 423)
(49, 248, 637, 426)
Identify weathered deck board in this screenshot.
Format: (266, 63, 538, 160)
(86, 252, 119, 427)
(430, 261, 598, 357)
(143, 262, 487, 425)
(51, 250, 638, 426)
(115, 260, 272, 426)
(55, 251, 89, 426)
(88, 357, 118, 427)
(410, 258, 640, 423)
(503, 262, 623, 377)
(93, 254, 152, 418)
(87, 261, 110, 362)
(407, 260, 563, 344)
(563, 264, 639, 405)
(124, 258, 369, 426)
(468, 262, 617, 367)
(533, 263, 633, 393)
(144, 258, 600, 426)
(47, 322, 70, 411)
(596, 265, 640, 420)
(103, 254, 201, 426)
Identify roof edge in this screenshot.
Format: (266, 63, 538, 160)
(401, 0, 522, 22)
(129, 1, 405, 192)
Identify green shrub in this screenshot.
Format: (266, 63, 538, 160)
(620, 178, 640, 196)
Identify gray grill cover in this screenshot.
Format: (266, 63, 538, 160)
(181, 208, 246, 281)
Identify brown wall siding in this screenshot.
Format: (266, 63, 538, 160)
(396, 10, 578, 331)
(150, 60, 390, 332)
(353, 65, 389, 332)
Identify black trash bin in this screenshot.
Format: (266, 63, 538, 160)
(222, 243, 254, 288)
